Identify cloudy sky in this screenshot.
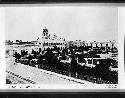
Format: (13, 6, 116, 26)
(5, 6, 118, 42)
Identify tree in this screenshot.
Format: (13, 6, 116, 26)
(44, 48, 53, 64)
(51, 55, 59, 66)
(16, 40, 20, 42)
(93, 59, 111, 79)
(71, 57, 77, 73)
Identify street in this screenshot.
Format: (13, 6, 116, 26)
(6, 57, 93, 84)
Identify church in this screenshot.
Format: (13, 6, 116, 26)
(37, 27, 66, 50)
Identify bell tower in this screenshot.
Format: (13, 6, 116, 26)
(42, 27, 48, 37)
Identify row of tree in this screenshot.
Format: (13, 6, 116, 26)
(13, 46, 118, 84)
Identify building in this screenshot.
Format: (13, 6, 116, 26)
(37, 27, 66, 50)
(5, 42, 39, 57)
(5, 27, 67, 56)
(89, 41, 118, 49)
(66, 40, 86, 48)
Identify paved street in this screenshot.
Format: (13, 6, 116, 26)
(6, 57, 93, 84)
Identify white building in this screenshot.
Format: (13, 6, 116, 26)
(5, 44, 40, 57)
(89, 41, 118, 49)
(37, 27, 66, 50)
(5, 28, 67, 56)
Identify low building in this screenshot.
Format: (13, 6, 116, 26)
(5, 43, 40, 57)
(89, 41, 118, 50)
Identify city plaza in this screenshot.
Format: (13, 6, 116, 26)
(6, 27, 118, 84)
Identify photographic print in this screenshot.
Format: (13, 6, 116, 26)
(5, 6, 118, 86)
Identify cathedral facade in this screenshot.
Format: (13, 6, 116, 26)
(37, 27, 66, 50)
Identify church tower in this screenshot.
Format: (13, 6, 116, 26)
(42, 27, 49, 38)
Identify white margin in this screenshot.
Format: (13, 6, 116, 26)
(0, 8, 6, 89)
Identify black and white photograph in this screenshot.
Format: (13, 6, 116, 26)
(5, 6, 118, 86)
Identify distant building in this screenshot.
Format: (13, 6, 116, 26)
(66, 40, 86, 48)
(37, 27, 66, 50)
(89, 41, 117, 48)
(5, 42, 39, 56)
(5, 40, 13, 45)
(73, 40, 85, 47)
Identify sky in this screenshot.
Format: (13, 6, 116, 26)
(5, 6, 118, 42)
